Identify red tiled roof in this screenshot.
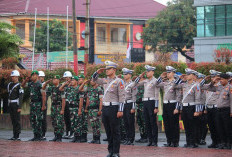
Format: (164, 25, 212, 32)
(0, 0, 166, 19)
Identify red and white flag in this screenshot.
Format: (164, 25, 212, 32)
(126, 39, 131, 59)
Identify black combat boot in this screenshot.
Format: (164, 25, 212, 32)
(94, 136, 101, 144)
(28, 134, 37, 141)
(56, 135, 62, 142)
(70, 136, 77, 143)
(15, 133, 21, 141)
(8, 133, 17, 140)
(80, 133, 87, 143)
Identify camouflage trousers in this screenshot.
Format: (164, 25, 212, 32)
(51, 104, 64, 136)
(136, 103, 147, 138)
(70, 107, 83, 137)
(82, 111, 88, 134)
(120, 118, 127, 140)
(30, 102, 43, 137)
(89, 109, 101, 137)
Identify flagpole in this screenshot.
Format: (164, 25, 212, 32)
(66, 5, 69, 68)
(32, 8, 37, 71)
(47, 7, 49, 69)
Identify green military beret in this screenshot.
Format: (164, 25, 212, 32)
(53, 75, 60, 79)
(78, 74, 85, 79)
(72, 76, 79, 81)
(31, 70, 39, 76)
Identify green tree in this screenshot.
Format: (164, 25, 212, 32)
(30, 19, 72, 53)
(0, 22, 22, 59)
(142, 0, 196, 61)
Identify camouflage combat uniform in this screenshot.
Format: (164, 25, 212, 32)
(87, 86, 103, 138)
(28, 81, 43, 138)
(136, 86, 147, 140)
(64, 86, 84, 138)
(47, 85, 64, 137)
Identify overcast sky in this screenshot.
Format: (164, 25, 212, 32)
(154, 0, 172, 6)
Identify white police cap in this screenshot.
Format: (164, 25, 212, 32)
(10, 70, 20, 77)
(209, 70, 221, 77)
(226, 72, 232, 77)
(185, 68, 197, 75)
(166, 66, 176, 72)
(105, 61, 118, 69)
(145, 65, 156, 71)
(122, 68, 133, 75)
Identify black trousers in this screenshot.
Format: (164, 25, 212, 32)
(42, 106, 47, 136)
(182, 105, 197, 145)
(207, 107, 219, 144)
(102, 105, 120, 154)
(143, 100, 158, 143)
(163, 103, 179, 144)
(123, 103, 135, 142)
(64, 101, 71, 133)
(195, 114, 208, 143)
(9, 103, 21, 136)
(216, 107, 231, 144)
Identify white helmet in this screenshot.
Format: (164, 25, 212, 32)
(38, 71, 45, 77)
(63, 71, 72, 77)
(11, 70, 20, 77)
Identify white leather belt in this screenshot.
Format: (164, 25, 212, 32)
(207, 105, 217, 109)
(142, 97, 156, 101)
(183, 102, 195, 106)
(8, 99, 19, 104)
(103, 102, 120, 106)
(124, 100, 133, 104)
(163, 100, 177, 104)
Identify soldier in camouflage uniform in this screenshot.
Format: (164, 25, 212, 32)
(80, 80, 103, 144)
(60, 76, 84, 143)
(22, 70, 46, 141)
(42, 75, 65, 142)
(78, 74, 88, 142)
(135, 85, 148, 143)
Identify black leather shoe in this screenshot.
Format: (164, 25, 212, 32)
(8, 137, 16, 140)
(163, 143, 171, 147)
(147, 141, 153, 146)
(217, 143, 225, 149)
(70, 136, 77, 143)
(189, 144, 198, 148)
(172, 143, 179, 147)
(103, 138, 108, 141)
(183, 144, 189, 148)
(28, 134, 37, 141)
(208, 143, 217, 148)
(126, 141, 134, 145)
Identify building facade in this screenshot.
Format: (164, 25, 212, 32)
(0, 0, 166, 66)
(194, 0, 232, 62)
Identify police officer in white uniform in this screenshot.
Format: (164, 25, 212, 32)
(92, 61, 125, 157)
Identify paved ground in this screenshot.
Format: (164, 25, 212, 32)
(0, 130, 231, 157)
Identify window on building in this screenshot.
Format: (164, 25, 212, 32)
(16, 20, 25, 40)
(96, 24, 106, 44)
(216, 5, 225, 36)
(205, 6, 215, 37)
(197, 7, 204, 37)
(110, 24, 127, 44)
(227, 5, 232, 36)
(197, 4, 232, 37)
